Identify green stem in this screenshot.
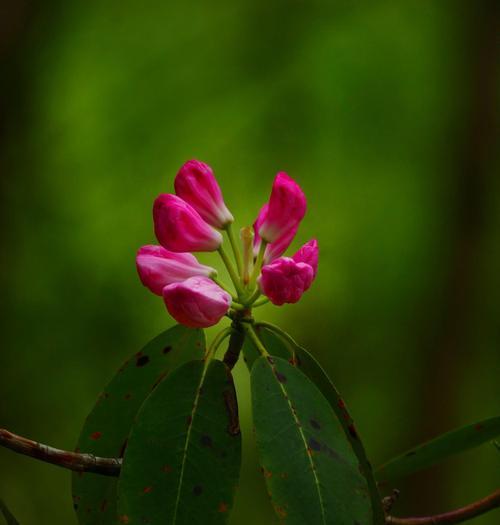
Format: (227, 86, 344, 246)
(243, 323, 269, 357)
(206, 327, 233, 361)
(225, 223, 243, 277)
(255, 321, 298, 353)
(218, 245, 244, 296)
(253, 297, 270, 307)
(230, 302, 246, 311)
(246, 288, 261, 305)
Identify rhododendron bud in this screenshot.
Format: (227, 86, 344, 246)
(174, 160, 234, 229)
(253, 203, 298, 263)
(258, 172, 306, 244)
(136, 245, 216, 296)
(153, 194, 223, 252)
(162, 276, 231, 328)
(292, 239, 319, 277)
(259, 257, 314, 306)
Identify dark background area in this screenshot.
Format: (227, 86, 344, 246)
(0, 1, 499, 524)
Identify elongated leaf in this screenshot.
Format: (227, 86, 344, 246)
(376, 416, 500, 482)
(249, 325, 385, 524)
(117, 359, 242, 525)
(292, 345, 385, 524)
(72, 325, 204, 525)
(251, 356, 372, 525)
(0, 499, 20, 525)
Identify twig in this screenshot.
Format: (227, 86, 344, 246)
(0, 428, 121, 477)
(386, 489, 500, 524)
(222, 325, 245, 370)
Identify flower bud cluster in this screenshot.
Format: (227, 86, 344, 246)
(137, 160, 318, 327)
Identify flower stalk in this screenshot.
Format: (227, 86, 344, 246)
(217, 245, 244, 297)
(240, 226, 254, 285)
(225, 223, 243, 276)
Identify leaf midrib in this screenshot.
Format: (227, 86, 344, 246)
(171, 360, 210, 525)
(266, 359, 328, 525)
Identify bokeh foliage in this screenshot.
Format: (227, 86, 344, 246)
(0, 1, 498, 524)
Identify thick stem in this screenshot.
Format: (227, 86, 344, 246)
(386, 489, 500, 525)
(0, 428, 121, 476)
(222, 324, 245, 370)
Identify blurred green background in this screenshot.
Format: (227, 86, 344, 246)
(0, 0, 499, 524)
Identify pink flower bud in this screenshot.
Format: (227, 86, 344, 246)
(258, 172, 306, 244)
(174, 160, 234, 229)
(162, 276, 232, 328)
(253, 203, 299, 264)
(136, 245, 216, 296)
(153, 194, 223, 252)
(259, 257, 314, 306)
(292, 239, 319, 277)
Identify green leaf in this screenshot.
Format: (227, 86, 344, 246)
(0, 499, 20, 525)
(251, 325, 385, 524)
(376, 416, 500, 482)
(72, 325, 204, 525)
(117, 359, 241, 525)
(292, 345, 385, 525)
(251, 356, 372, 525)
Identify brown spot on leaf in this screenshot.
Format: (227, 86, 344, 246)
(90, 431, 102, 440)
(124, 393, 132, 400)
(201, 435, 213, 447)
(162, 464, 172, 473)
(475, 423, 483, 431)
(136, 355, 150, 367)
(143, 486, 153, 494)
(162, 345, 172, 354)
(151, 371, 168, 390)
(275, 371, 287, 383)
(310, 419, 321, 430)
(118, 515, 130, 524)
(337, 398, 346, 409)
(348, 423, 358, 439)
(308, 437, 321, 451)
(274, 505, 287, 518)
(218, 502, 228, 513)
(100, 500, 108, 512)
(261, 467, 273, 479)
(267, 356, 275, 365)
(193, 485, 203, 496)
